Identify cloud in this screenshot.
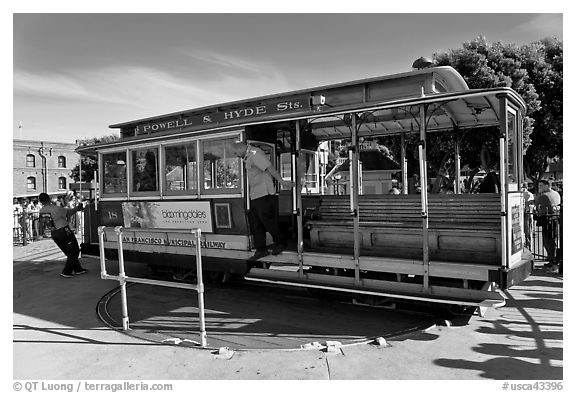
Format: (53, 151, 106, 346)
(510, 14, 563, 39)
(14, 70, 118, 103)
(13, 64, 298, 141)
(15, 63, 294, 108)
(180, 49, 269, 75)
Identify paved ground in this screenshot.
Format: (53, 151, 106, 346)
(13, 239, 563, 381)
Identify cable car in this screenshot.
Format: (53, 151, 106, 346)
(78, 63, 532, 310)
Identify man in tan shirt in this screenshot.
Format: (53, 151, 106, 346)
(39, 192, 87, 278)
(233, 141, 294, 261)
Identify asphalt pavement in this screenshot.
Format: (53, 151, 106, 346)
(13, 238, 563, 382)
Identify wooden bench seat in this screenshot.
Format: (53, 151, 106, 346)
(308, 194, 502, 265)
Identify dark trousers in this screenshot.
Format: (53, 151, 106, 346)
(542, 218, 559, 262)
(51, 226, 82, 274)
(248, 195, 282, 251)
(524, 213, 533, 249)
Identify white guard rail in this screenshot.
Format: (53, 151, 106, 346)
(97, 226, 207, 347)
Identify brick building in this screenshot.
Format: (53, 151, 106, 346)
(13, 139, 79, 198)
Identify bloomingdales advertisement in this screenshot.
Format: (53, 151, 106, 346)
(121, 201, 213, 233)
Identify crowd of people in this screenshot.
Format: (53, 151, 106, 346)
(13, 191, 83, 243)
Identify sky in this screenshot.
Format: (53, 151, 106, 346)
(12, 11, 564, 144)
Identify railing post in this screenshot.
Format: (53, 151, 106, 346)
(193, 228, 207, 347)
(97, 225, 208, 345)
(114, 226, 130, 330)
(97, 226, 108, 279)
(22, 213, 28, 246)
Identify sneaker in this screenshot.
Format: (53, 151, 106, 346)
(270, 243, 285, 256)
(73, 268, 88, 275)
(248, 249, 269, 261)
(547, 263, 560, 274)
(60, 272, 74, 278)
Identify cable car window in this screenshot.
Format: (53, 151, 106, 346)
(202, 138, 241, 191)
(164, 142, 198, 192)
(102, 151, 127, 194)
(131, 147, 159, 192)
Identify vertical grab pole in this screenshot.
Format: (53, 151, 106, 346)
(97, 226, 108, 278)
(418, 104, 430, 291)
(350, 114, 361, 285)
(454, 128, 461, 194)
(114, 226, 130, 330)
(499, 138, 508, 269)
(498, 95, 508, 270)
(94, 170, 99, 211)
(349, 149, 354, 211)
(401, 132, 407, 194)
(295, 121, 305, 279)
(193, 228, 207, 348)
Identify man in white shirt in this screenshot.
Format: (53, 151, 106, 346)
(233, 141, 295, 261)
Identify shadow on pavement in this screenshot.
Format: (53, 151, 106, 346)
(100, 280, 438, 350)
(434, 357, 562, 380)
(432, 269, 563, 380)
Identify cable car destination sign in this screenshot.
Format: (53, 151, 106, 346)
(136, 95, 310, 135)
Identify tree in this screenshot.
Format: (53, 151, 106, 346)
(433, 36, 562, 183)
(521, 38, 563, 182)
(70, 134, 120, 182)
(70, 155, 98, 182)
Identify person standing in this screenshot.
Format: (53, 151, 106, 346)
(13, 198, 23, 241)
(38, 192, 87, 278)
(535, 179, 561, 273)
(27, 199, 40, 241)
(19, 199, 31, 242)
(477, 171, 500, 193)
(233, 141, 295, 261)
(66, 191, 78, 233)
(521, 182, 535, 250)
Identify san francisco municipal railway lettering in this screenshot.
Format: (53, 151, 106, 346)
(121, 236, 226, 249)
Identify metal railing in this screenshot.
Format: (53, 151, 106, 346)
(13, 210, 83, 245)
(97, 226, 207, 347)
(525, 206, 562, 266)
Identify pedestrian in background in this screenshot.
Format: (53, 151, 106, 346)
(521, 182, 534, 250)
(67, 191, 78, 232)
(19, 199, 31, 242)
(535, 179, 561, 273)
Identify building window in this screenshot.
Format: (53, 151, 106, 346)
(27, 177, 36, 190)
(58, 177, 67, 190)
(102, 151, 127, 194)
(164, 142, 197, 192)
(132, 147, 159, 192)
(26, 154, 35, 167)
(202, 138, 240, 192)
(58, 156, 66, 168)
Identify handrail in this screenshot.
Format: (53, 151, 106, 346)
(97, 225, 207, 347)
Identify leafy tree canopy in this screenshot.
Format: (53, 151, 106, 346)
(433, 36, 562, 183)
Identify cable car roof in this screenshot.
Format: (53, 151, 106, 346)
(78, 67, 526, 152)
(308, 87, 525, 141)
